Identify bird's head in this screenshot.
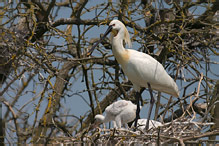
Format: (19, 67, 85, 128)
(108, 20, 132, 48)
(109, 20, 123, 37)
(87, 19, 131, 56)
(94, 114, 104, 123)
(90, 114, 104, 129)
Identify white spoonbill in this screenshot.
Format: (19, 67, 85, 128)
(87, 20, 179, 130)
(94, 100, 136, 128)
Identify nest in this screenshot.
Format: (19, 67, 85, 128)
(48, 117, 218, 145)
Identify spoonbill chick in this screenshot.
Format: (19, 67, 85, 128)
(94, 100, 137, 128)
(88, 19, 179, 130)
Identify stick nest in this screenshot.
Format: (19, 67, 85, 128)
(48, 117, 218, 145)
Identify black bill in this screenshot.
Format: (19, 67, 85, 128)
(87, 25, 113, 56)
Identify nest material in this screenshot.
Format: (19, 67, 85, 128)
(47, 117, 217, 145)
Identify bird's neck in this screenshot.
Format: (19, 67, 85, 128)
(97, 115, 109, 123)
(111, 34, 129, 65)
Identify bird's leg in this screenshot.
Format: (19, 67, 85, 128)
(134, 92, 141, 128)
(115, 117, 122, 129)
(145, 83, 155, 130)
(113, 121, 117, 128)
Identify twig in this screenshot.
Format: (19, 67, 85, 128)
(2, 100, 20, 143)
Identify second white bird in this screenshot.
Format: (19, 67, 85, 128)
(94, 100, 136, 128)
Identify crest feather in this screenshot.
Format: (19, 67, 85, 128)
(123, 26, 132, 48)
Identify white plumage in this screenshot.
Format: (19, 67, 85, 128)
(108, 20, 179, 97)
(94, 100, 136, 128)
(88, 19, 179, 130)
(132, 119, 163, 130)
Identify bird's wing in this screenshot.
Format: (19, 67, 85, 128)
(126, 49, 168, 84)
(105, 100, 129, 116)
(124, 49, 179, 97)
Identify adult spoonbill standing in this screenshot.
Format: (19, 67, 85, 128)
(87, 20, 179, 130)
(94, 100, 137, 128)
